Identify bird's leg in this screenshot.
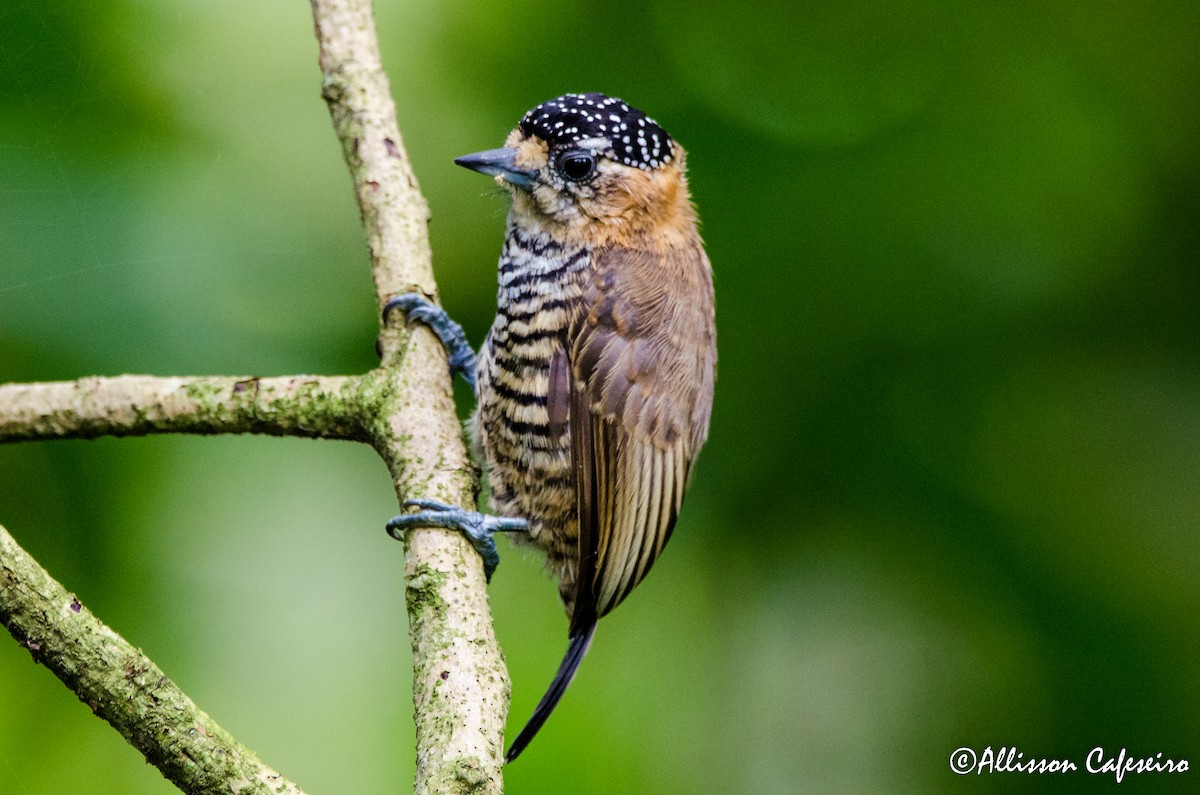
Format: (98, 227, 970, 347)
(386, 499, 528, 582)
(383, 296, 521, 578)
(383, 293, 477, 389)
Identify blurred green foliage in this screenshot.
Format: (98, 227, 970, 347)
(2, 1, 1198, 792)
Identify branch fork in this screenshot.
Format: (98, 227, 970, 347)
(0, 1, 507, 792)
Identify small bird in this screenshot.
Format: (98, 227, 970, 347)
(386, 92, 715, 762)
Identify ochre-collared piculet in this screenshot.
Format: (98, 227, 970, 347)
(385, 92, 715, 762)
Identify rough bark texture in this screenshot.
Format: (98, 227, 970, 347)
(0, 0, 510, 792)
(0, 375, 365, 443)
(311, 0, 509, 790)
(0, 526, 306, 795)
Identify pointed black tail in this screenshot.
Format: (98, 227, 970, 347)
(504, 621, 598, 763)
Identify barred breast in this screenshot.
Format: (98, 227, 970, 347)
(474, 224, 589, 609)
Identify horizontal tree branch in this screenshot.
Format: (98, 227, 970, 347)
(0, 524, 306, 794)
(0, 374, 366, 444)
(0, 366, 508, 795)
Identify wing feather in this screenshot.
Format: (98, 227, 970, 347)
(508, 240, 713, 762)
(568, 242, 715, 621)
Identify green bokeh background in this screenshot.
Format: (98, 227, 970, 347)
(3, 1, 1198, 793)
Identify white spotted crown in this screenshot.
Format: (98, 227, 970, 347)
(519, 93, 675, 170)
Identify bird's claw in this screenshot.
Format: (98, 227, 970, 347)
(385, 499, 529, 582)
(383, 293, 477, 389)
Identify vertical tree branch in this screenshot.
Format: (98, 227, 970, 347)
(310, 0, 436, 322)
(310, 2, 509, 792)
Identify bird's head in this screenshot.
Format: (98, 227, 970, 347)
(456, 93, 695, 247)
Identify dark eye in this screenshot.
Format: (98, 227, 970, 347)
(555, 150, 597, 182)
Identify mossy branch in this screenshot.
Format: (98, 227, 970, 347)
(311, 0, 509, 789)
(0, 0, 509, 792)
(0, 525, 307, 795)
(0, 375, 365, 443)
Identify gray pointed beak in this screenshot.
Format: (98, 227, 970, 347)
(454, 147, 537, 191)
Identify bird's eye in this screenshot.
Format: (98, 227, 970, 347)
(555, 150, 597, 182)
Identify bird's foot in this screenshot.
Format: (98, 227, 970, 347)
(386, 499, 528, 581)
(383, 293, 477, 389)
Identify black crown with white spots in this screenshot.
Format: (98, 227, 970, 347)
(519, 93, 675, 171)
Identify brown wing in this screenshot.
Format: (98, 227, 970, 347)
(506, 241, 715, 763)
(569, 241, 715, 624)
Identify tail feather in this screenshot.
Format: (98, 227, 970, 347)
(504, 622, 598, 763)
